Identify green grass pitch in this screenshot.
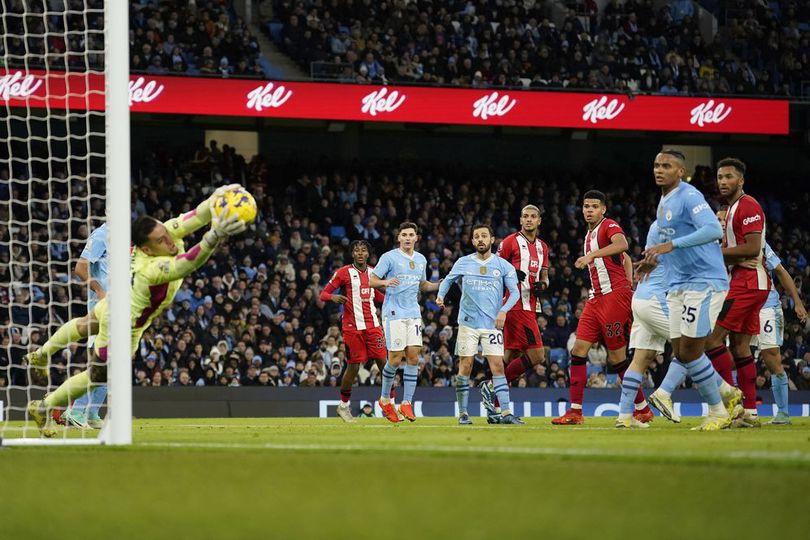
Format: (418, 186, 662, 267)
(3, 417, 809, 540)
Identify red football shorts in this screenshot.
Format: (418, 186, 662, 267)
(344, 327, 387, 364)
(503, 310, 543, 352)
(576, 286, 632, 351)
(716, 287, 769, 335)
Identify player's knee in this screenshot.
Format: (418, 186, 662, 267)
(89, 365, 107, 383)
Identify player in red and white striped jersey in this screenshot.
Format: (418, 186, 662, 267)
(552, 190, 652, 425)
(320, 240, 389, 422)
(705, 157, 770, 426)
(479, 205, 549, 421)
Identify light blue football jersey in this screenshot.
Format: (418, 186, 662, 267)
(763, 242, 781, 310)
(80, 223, 109, 308)
(656, 181, 728, 292)
(372, 248, 427, 320)
(634, 221, 669, 305)
(438, 253, 519, 329)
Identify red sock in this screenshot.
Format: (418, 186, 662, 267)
(340, 391, 351, 403)
(614, 361, 647, 406)
(389, 388, 395, 400)
(504, 355, 533, 384)
(570, 355, 587, 406)
(735, 355, 757, 410)
(706, 345, 734, 385)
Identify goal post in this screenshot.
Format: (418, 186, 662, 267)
(0, 0, 131, 446)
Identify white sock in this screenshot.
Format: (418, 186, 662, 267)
(571, 403, 582, 410)
(618, 412, 632, 420)
(634, 401, 647, 411)
(745, 408, 757, 416)
(708, 403, 727, 417)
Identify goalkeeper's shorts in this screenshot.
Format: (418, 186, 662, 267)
(92, 298, 143, 361)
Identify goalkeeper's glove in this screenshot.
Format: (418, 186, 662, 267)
(203, 213, 247, 248)
(208, 183, 244, 217)
(532, 280, 549, 297)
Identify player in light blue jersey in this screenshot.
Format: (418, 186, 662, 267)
(637, 150, 741, 431)
(616, 221, 679, 427)
(437, 224, 523, 425)
(749, 242, 807, 424)
(369, 221, 440, 423)
(26, 223, 110, 429)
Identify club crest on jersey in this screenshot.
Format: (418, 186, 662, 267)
(493, 269, 501, 277)
(665, 210, 673, 221)
(479, 266, 487, 275)
(409, 261, 415, 269)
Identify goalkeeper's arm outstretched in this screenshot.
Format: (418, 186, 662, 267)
(27, 189, 247, 437)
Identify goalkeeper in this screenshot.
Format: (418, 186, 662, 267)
(27, 186, 247, 437)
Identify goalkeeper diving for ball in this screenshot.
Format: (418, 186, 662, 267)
(27, 185, 247, 437)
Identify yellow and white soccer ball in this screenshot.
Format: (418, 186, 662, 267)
(213, 187, 257, 224)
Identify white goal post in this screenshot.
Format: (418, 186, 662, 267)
(1, 0, 131, 446)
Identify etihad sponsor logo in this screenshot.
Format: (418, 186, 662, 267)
(246, 82, 293, 111)
(360, 88, 405, 116)
(472, 92, 516, 120)
(692, 202, 710, 214)
(582, 96, 625, 124)
(128, 77, 164, 105)
(690, 100, 732, 127)
(0, 72, 43, 100)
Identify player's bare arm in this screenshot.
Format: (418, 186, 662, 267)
(75, 257, 106, 300)
(622, 253, 634, 285)
(774, 264, 808, 322)
(369, 274, 398, 289)
(419, 279, 440, 292)
(722, 231, 762, 265)
(575, 233, 628, 269)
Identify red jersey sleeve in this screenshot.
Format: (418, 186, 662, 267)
(602, 219, 625, 244)
(497, 234, 515, 263)
(319, 267, 345, 302)
(737, 196, 765, 235)
(539, 240, 550, 269)
(374, 289, 385, 304)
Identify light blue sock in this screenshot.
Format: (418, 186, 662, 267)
(402, 364, 418, 403)
(684, 354, 722, 407)
(455, 375, 470, 415)
(88, 384, 107, 418)
(492, 375, 511, 414)
(381, 362, 397, 400)
(620, 371, 643, 415)
(660, 359, 687, 394)
(771, 372, 789, 415)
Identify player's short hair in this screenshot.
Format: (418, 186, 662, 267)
(521, 204, 541, 216)
(132, 216, 160, 247)
(398, 221, 419, 235)
(471, 223, 493, 236)
(716, 157, 746, 177)
(350, 239, 371, 253)
(660, 149, 686, 163)
(583, 190, 607, 205)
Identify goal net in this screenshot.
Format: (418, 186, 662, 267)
(0, 0, 130, 445)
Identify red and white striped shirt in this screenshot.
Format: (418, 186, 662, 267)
(497, 232, 549, 311)
(724, 194, 770, 291)
(584, 218, 630, 297)
(320, 265, 384, 331)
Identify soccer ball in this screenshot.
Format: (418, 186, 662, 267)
(213, 187, 257, 224)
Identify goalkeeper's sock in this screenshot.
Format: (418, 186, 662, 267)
(455, 375, 470, 415)
(44, 370, 91, 408)
(659, 358, 688, 395)
(40, 318, 83, 357)
(402, 364, 418, 403)
(771, 372, 789, 415)
(88, 384, 108, 418)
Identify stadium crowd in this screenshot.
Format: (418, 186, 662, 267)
(2, 145, 809, 396)
(270, 0, 810, 96)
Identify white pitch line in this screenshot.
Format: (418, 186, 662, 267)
(146, 423, 665, 431)
(136, 441, 810, 462)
